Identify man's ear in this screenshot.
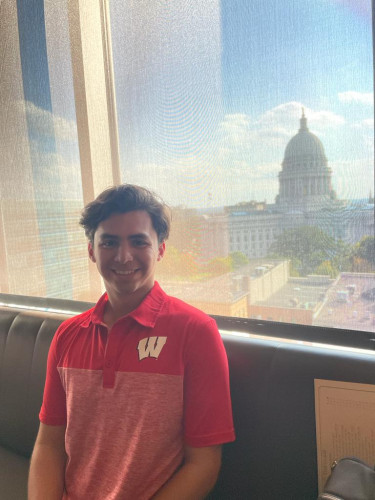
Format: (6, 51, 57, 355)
(157, 241, 166, 261)
(88, 241, 96, 263)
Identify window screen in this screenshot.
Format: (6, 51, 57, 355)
(0, 0, 374, 334)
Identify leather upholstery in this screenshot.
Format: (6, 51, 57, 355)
(211, 336, 375, 499)
(0, 308, 66, 500)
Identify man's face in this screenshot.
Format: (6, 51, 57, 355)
(88, 210, 165, 301)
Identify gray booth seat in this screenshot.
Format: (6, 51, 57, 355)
(211, 336, 375, 499)
(1, 305, 375, 499)
(0, 308, 66, 500)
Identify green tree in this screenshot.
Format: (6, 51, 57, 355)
(350, 257, 374, 273)
(205, 256, 232, 276)
(268, 226, 344, 276)
(229, 252, 249, 270)
(314, 260, 337, 278)
(349, 236, 375, 271)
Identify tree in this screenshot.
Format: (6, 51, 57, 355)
(350, 257, 374, 273)
(314, 260, 337, 278)
(204, 256, 232, 276)
(349, 236, 375, 271)
(268, 226, 345, 276)
(229, 252, 249, 270)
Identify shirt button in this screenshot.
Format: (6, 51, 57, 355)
(105, 360, 112, 368)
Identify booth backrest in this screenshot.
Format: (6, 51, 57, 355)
(212, 335, 375, 499)
(1, 306, 375, 499)
(0, 308, 66, 457)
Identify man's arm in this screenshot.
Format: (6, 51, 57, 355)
(28, 422, 67, 500)
(152, 444, 222, 500)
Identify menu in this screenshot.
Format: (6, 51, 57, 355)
(315, 378, 375, 493)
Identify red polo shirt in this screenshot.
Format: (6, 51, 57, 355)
(40, 282, 235, 499)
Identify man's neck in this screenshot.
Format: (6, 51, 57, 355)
(103, 288, 151, 329)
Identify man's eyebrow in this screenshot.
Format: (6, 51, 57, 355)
(98, 233, 150, 240)
(129, 233, 150, 240)
(98, 233, 119, 240)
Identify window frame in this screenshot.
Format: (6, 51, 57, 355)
(1, 292, 375, 351)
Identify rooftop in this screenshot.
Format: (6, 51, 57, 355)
(161, 260, 286, 304)
(314, 272, 375, 332)
(253, 275, 333, 310)
(162, 273, 249, 304)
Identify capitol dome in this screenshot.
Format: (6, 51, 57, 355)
(283, 111, 327, 169)
(277, 110, 335, 211)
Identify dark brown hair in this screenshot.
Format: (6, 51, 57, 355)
(79, 184, 170, 243)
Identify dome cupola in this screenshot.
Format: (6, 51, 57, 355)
(276, 109, 335, 211)
(283, 109, 327, 167)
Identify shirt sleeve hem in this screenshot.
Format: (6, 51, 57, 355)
(39, 412, 67, 426)
(185, 429, 236, 448)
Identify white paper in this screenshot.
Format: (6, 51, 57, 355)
(315, 379, 375, 493)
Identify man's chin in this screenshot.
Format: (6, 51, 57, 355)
(108, 280, 153, 298)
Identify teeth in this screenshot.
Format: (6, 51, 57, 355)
(114, 270, 135, 275)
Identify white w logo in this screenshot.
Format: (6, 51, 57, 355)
(137, 336, 167, 361)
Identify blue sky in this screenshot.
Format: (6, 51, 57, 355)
(109, 0, 374, 208)
(26, 0, 373, 207)
(221, 0, 372, 114)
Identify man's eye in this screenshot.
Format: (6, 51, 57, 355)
(133, 239, 148, 247)
(101, 240, 116, 248)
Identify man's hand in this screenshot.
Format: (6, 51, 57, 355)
(28, 423, 67, 500)
(152, 444, 222, 500)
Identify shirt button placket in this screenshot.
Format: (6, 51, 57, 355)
(103, 331, 116, 388)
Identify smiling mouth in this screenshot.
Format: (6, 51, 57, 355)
(112, 269, 138, 275)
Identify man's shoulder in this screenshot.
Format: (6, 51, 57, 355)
(162, 290, 214, 326)
(159, 290, 225, 358)
(56, 307, 94, 335)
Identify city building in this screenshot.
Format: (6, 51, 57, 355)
(203, 111, 374, 261)
(162, 259, 289, 318)
(249, 274, 334, 326)
(276, 109, 337, 212)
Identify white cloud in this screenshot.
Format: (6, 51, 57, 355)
(338, 91, 373, 105)
(121, 101, 369, 207)
(199, 102, 347, 205)
(28, 141, 83, 200)
(21, 101, 78, 143)
(258, 101, 345, 131)
(217, 102, 345, 167)
(306, 110, 346, 129)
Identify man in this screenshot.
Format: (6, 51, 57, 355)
(29, 184, 235, 499)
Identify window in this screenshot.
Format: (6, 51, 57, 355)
(1, 0, 374, 338)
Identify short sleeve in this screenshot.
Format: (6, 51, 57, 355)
(183, 318, 235, 447)
(39, 327, 67, 425)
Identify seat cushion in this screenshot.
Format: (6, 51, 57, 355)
(0, 446, 28, 500)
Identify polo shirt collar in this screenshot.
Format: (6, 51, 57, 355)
(88, 281, 166, 328)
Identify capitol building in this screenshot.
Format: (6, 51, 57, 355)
(202, 111, 374, 261)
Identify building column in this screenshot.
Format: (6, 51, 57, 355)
(68, 0, 121, 297)
(68, 0, 121, 206)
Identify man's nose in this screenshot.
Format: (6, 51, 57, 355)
(114, 243, 133, 263)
